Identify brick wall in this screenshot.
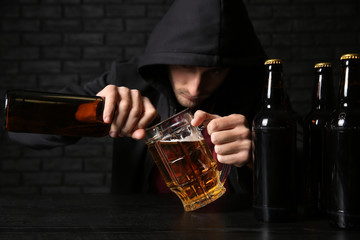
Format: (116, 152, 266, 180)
(0, 0, 173, 194)
(245, 0, 360, 116)
(0, 0, 359, 193)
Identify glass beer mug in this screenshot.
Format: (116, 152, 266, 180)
(145, 109, 230, 211)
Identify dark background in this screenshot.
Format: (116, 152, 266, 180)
(0, 0, 359, 194)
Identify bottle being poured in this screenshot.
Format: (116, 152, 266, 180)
(3, 90, 111, 137)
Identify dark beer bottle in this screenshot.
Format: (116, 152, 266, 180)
(253, 59, 297, 222)
(303, 62, 335, 216)
(325, 53, 360, 229)
(4, 90, 110, 137)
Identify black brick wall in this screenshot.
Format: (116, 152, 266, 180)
(0, 0, 359, 193)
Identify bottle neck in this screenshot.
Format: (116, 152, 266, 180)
(262, 65, 286, 109)
(339, 60, 360, 108)
(312, 67, 334, 110)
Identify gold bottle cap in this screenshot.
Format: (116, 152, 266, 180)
(340, 53, 360, 60)
(314, 62, 332, 68)
(264, 59, 282, 65)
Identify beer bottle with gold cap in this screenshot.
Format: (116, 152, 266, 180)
(325, 53, 360, 229)
(252, 59, 297, 222)
(303, 62, 335, 216)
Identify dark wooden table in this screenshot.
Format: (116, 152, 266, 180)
(0, 193, 359, 239)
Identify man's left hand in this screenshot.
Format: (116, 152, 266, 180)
(191, 110, 251, 167)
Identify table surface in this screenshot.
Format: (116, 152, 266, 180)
(0, 193, 359, 240)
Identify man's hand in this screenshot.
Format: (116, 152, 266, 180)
(97, 85, 158, 140)
(191, 110, 251, 167)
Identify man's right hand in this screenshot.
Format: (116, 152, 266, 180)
(96, 85, 158, 140)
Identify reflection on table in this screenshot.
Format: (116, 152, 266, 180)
(0, 193, 359, 239)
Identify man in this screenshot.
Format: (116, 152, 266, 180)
(10, 0, 267, 194)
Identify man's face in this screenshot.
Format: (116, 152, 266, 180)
(169, 65, 229, 109)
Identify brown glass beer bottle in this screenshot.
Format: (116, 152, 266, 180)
(4, 90, 110, 137)
(325, 53, 360, 229)
(252, 59, 297, 222)
(303, 62, 335, 216)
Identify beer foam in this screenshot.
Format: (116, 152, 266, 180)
(161, 135, 203, 142)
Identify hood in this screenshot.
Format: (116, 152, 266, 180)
(137, 0, 267, 115)
(138, 0, 266, 78)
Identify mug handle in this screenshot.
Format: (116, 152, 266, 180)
(219, 163, 232, 184)
(199, 126, 231, 185)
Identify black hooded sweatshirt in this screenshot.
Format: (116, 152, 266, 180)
(9, 0, 267, 194)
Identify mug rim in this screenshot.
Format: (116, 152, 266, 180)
(145, 108, 190, 130)
(144, 108, 193, 144)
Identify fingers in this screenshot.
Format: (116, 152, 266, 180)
(210, 115, 249, 144)
(119, 89, 143, 136)
(194, 112, 251, 168)
(130, 97, 158, 140)
(96, 85, 157, 139)
(107, 87, 132, 137)
(131, 128, 146, 140)
(191, 110, 219, 127)
(207, 114, 248, 135)
(213, 123, 251, 167)
(136, 97, 158, 129)
(215, 138, 252, 167)
(97, 84, 118, 123)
